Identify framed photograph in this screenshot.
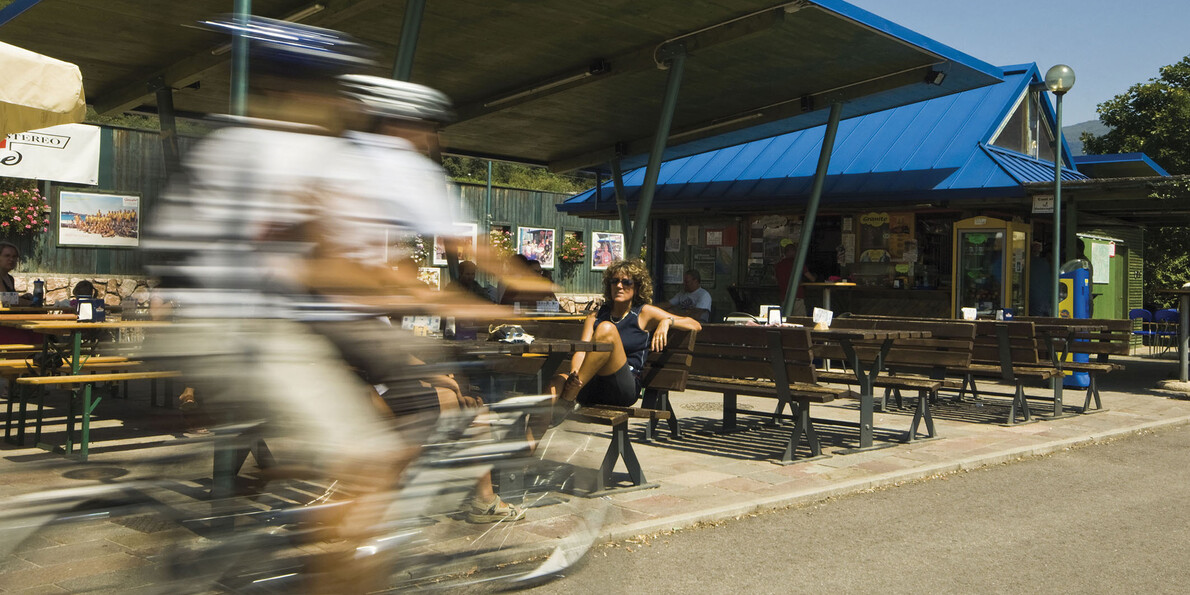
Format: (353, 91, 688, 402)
(58, 191, 140, 247)
(417, 267, 441, 290)
(517, 226, 555, 269)
(591, 231, 624, 271)
(433, 222, 478, 266)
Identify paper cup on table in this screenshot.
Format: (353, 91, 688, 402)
(961, 307, 977, 321)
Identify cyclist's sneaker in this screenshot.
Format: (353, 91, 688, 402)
(466, 495, 526, 524)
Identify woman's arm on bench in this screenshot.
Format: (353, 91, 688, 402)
(639, 304, 701, 352)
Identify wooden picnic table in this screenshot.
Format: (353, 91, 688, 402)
(1155, 288, 1190, 382)
(2, 319, 174, 460)
(805, 326, 930, 450)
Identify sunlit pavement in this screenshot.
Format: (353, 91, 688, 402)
(2, 355, 1188, 592)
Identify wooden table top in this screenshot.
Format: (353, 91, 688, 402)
(809, 327, 929, 341)
(0, 314, 78, 325)
(14, 320, 172, 332)
(449, 336, 611, 356)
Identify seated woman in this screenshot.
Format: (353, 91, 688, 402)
(549, 258, 701, 409)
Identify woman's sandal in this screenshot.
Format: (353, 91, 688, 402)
(466, 495, 526, 524)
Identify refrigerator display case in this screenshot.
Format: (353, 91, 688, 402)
(951, 216, 1030, 317)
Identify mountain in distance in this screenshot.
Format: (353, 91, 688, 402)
(1062, 119, 1110, 156)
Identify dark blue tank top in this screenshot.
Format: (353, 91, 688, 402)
(596, 304, 651, 374)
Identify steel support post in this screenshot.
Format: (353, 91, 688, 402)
(231, 0, 251, 116)
(1051, 91, 1065, 318)
(609, 158, 633, 242)
(783, 102, 843, 314)
(627, 46, 686, 257)
(392, 0, 427, 81)
(154, 82, 181, 175)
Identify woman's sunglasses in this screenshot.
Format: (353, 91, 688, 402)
(610, 277, 635, 288)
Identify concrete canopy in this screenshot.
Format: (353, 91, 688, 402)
(0, 0, 1000, 172)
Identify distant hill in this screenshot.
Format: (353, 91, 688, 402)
(1062, 119, 1110, 156)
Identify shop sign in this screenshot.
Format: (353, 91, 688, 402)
(1032, 194, 1054, 214)
(0, 123, 100, 185)
(859, 212, 889, 227)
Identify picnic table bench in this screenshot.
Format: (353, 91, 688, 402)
(853, 315, 1064, 423)
(683, 324, 849, 462)
(1015, 316, 1130, 412)
(14, 370, 181, 460)
(793, 317, 976, 439)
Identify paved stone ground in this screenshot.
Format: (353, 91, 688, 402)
(2, 355, 1188, 592)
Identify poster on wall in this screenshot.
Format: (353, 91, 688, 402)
(664, 264, 684, 284)
(691, 246, 716, 287)
(58, 191, 140, 247)
(433, 222, 478, 265)
(517, 226, 555, 269)
(591, 231, 624, 270)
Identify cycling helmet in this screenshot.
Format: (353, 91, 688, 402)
(337, 74, 455, 124)
(199, 15, 376, 78)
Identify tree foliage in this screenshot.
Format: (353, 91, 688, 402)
(1081, 57, 1190, 175)
(1081, 56, 1190, 309)
(441, 156, 594, 194)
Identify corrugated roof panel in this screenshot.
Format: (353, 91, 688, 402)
(828, 113, 890, 174)
(559, 64, 1095, 215)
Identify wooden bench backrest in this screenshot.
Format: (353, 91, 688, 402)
(970, 320, 1041, 365)
(522, 320, 697, 392)
(692, 324, 817, 384)
(791, 317, 975, 369)
(1015, 317, 1132, 360)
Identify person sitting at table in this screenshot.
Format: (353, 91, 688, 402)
(0, 241, 32, 305)
(445, 260, 491, 301)
(543, 259, 701, 435)
(662, 269, 712, 323)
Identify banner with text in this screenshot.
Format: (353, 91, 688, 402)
(1, 123, 100, 185)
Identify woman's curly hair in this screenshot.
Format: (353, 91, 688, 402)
(602, 258, 653, 308)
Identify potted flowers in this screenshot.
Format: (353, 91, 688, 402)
(0, 187, 51, 236)
(559, 234, 585, 265)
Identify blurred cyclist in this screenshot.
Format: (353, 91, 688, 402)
(145, 16, 438, 591)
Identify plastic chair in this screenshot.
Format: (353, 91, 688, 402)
(1129, 308, 1155, 355)
(1155, 309, 1181, 356)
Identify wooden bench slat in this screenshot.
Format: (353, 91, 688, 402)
(16, 371, 181, 385)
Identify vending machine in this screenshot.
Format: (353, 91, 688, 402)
(1058, 260, 1093, 387)
(952, 216, 1030, 318)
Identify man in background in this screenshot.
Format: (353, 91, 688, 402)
(775, 241, 817, 316)
(663, 269, 712, 322)
(1029, 240, 1053, 316)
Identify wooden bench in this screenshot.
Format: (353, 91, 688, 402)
(1016, 317, 1130, 412)
(796, 318, 976, 440)
(13, 370, 181, 461)
(852, 316, 1064, 423)
(684, 324, 849, 462)
(2, 357, 146, 446)
(511, 320, 697, 494)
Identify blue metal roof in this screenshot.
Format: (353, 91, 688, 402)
(562, 63, 1085, 214)
(1073, 153, 1171, 178)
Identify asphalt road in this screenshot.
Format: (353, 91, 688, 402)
(528, 424, 1190, 594)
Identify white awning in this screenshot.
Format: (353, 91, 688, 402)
(0, 41, 86, 136)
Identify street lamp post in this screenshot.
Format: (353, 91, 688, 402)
(1045, 64, 1075, 317)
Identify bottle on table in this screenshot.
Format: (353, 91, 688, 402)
(32, 279, 44, 306)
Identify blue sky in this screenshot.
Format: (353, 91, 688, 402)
(848, 0, 1190, 125)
